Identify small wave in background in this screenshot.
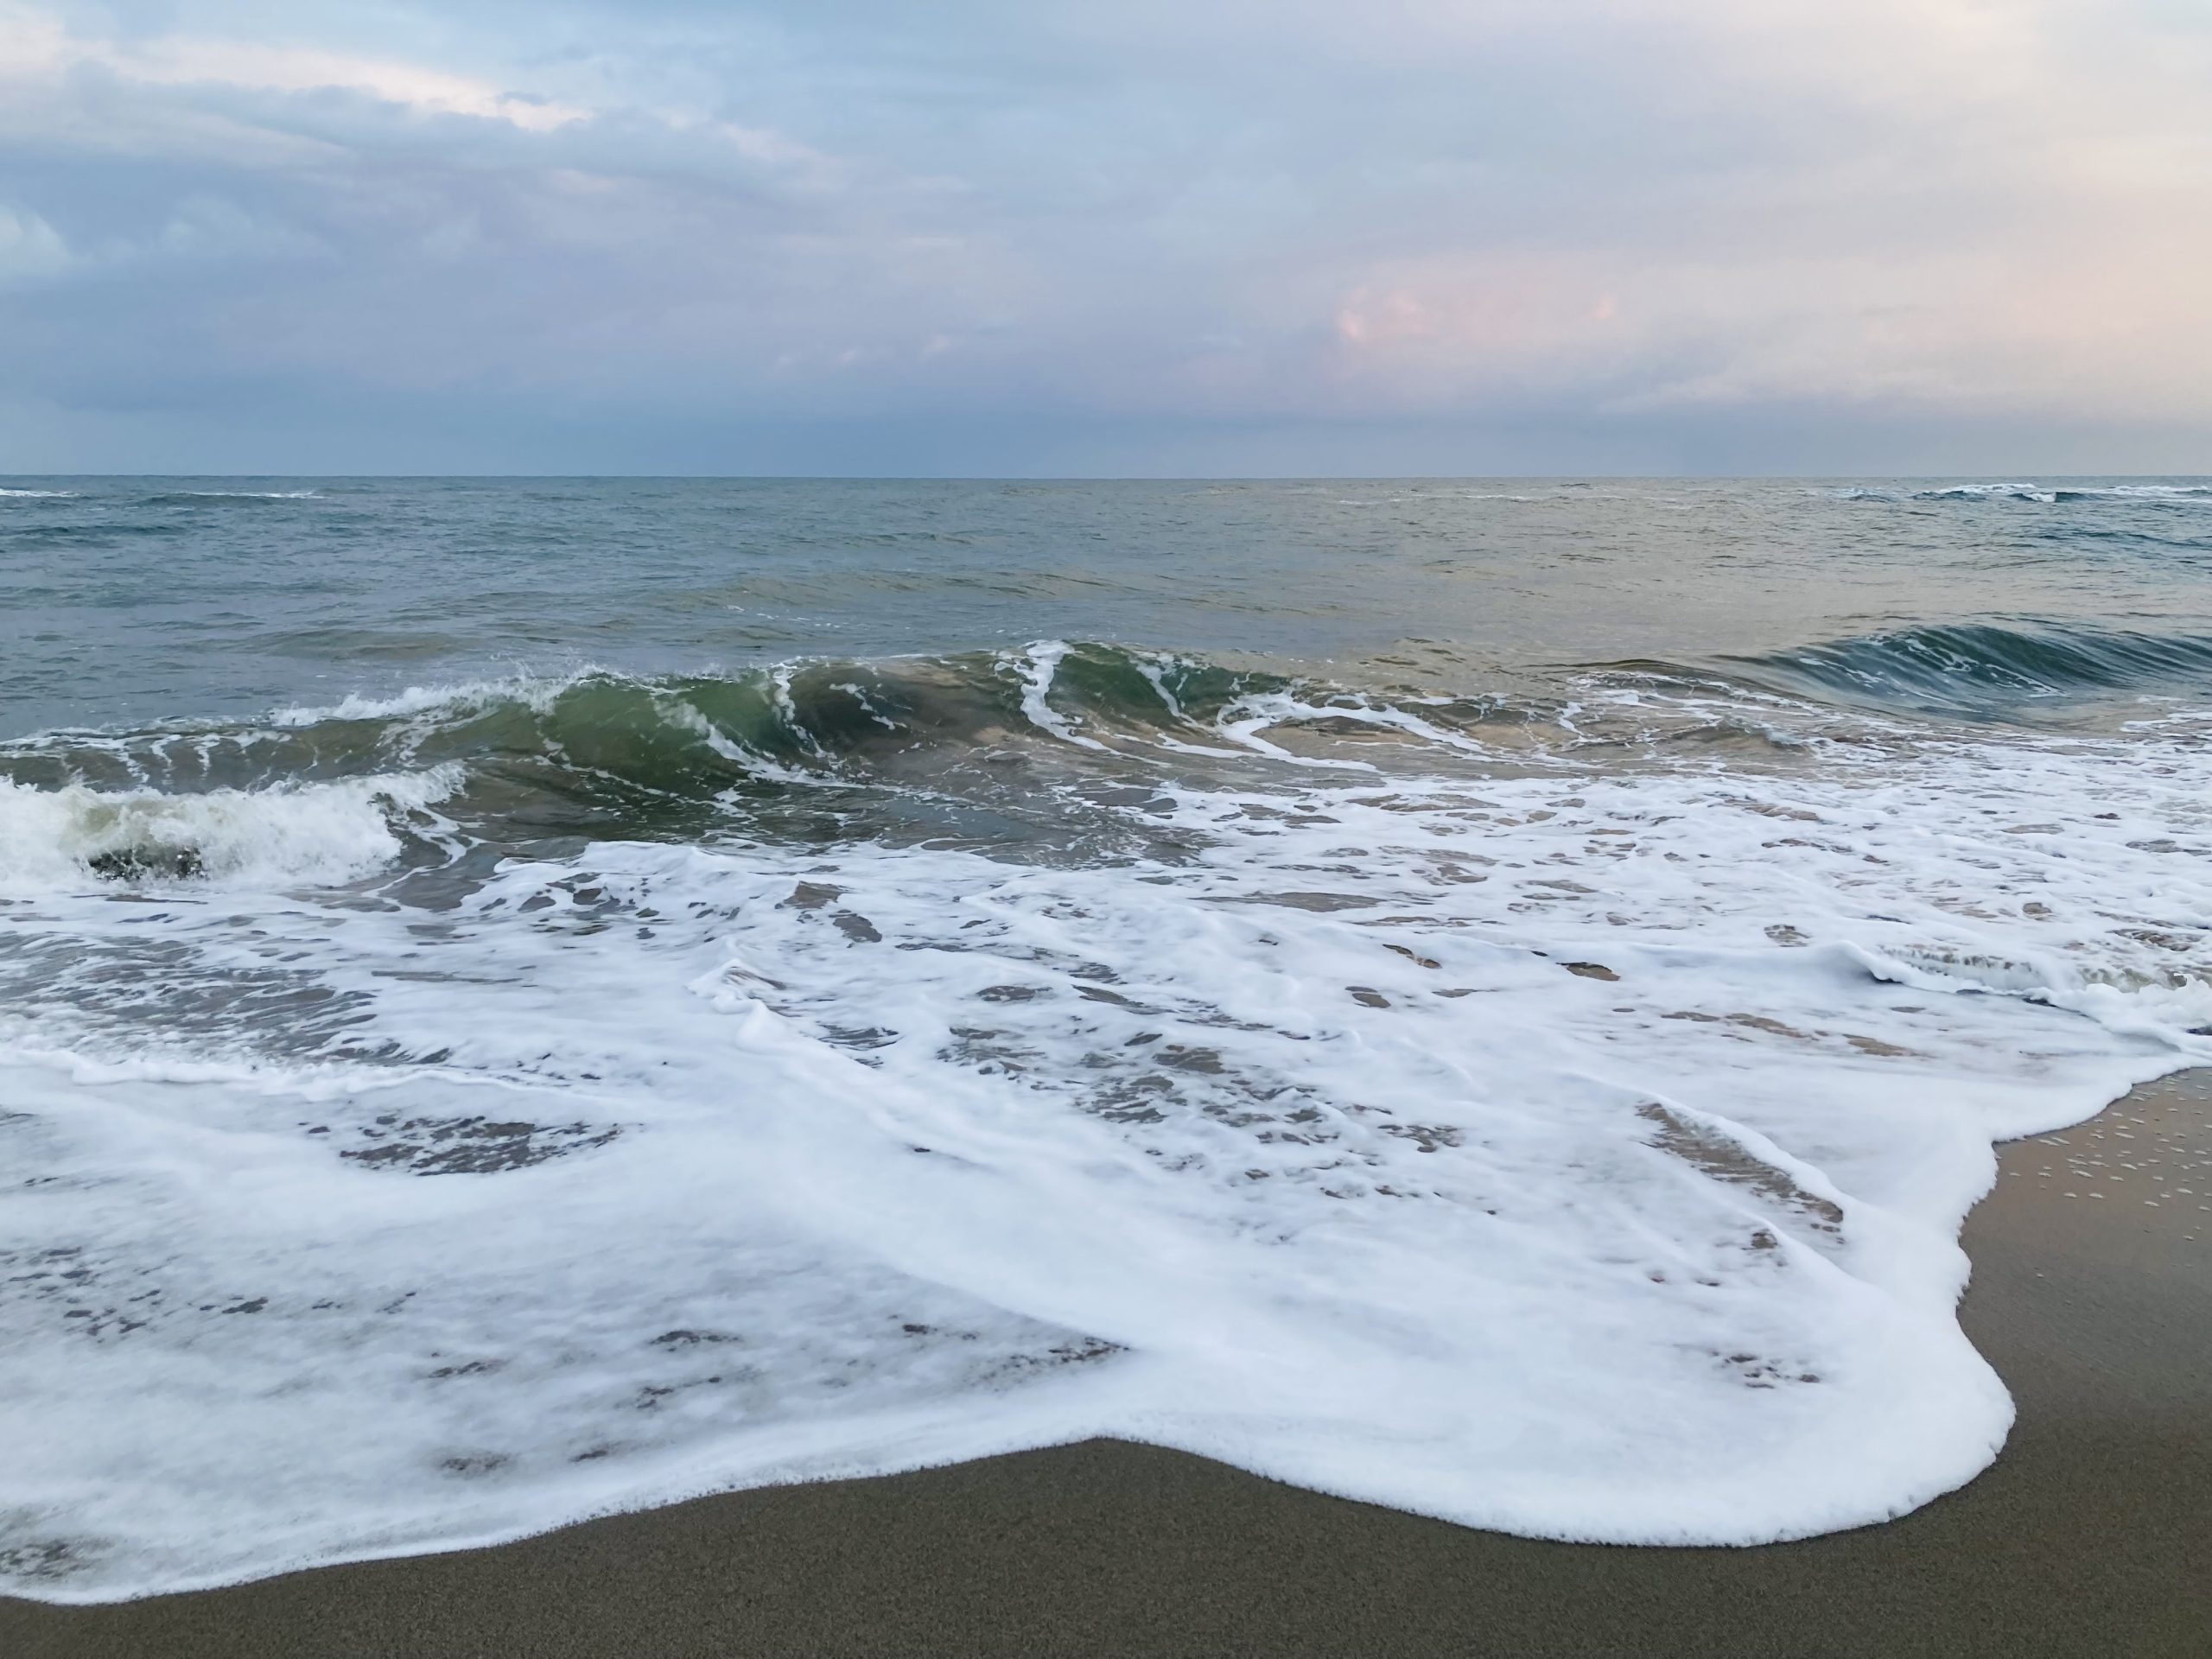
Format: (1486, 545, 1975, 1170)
(3, 478, 2210, 1599)
(1723, 623, 2212, 717)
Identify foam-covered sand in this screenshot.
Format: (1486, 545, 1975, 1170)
(5, 646, 2212, 1599)
(7, 1071, 2205, 1656)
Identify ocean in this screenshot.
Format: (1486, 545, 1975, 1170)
(4, 475, 2211, 1599)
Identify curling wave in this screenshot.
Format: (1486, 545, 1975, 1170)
(0, 645, 1548, 842)
(1724, 622, 2212, 717)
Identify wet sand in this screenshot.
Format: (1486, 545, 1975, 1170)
(9, 1072, 2210, 1658)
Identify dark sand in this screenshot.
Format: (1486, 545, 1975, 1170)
(10, 1073, 2210, 1658)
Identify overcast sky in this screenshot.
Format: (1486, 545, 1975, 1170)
(4, 1, 2209, 474)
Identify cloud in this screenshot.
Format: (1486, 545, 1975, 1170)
(1, 0, 2208, 471)
(0, 202, 73, 283)
(0, 6, 587, 129)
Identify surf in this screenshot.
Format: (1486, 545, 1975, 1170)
(4, 636, 2211, 1598)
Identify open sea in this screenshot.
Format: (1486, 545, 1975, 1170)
(5, 475, 2212, 1599)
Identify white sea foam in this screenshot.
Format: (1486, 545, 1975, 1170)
(1913, 482, 2054, 500)
(1815, 483, 2212, 505)
(270, 680, 535, 727)
(1884, 483, 2212, 505)
(1006, 640, 1109, 751)
(3, 677, 2210, 1600)
(0, 770, 457, 895)
(2088, 483, 2212, 501)
(0, 486, 79, 498)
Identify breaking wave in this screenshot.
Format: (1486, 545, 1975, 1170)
(138, 489, 322, 505)
(0, 645, 1539, 839)
(1725, 623, 2212, 717)
(1821, 482, 2212, 505)
(5, 635, 2212, 1600)
(0, 772, 458, 896)
(8, 626, 2208, 892)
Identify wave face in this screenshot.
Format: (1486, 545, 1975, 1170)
(5, 477, 2212, 1600)
(0, 649, 1316, 859)
(1729, 623, 2212, 717)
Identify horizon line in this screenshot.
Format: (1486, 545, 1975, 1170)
(7, 470, 2210, 484)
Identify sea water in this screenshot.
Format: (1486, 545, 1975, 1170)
(3, 477, 2211, 1599)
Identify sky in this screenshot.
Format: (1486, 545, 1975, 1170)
(3, 0, 2209, 476)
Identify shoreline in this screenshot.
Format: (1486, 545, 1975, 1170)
(9, 1072, 2209, 1657)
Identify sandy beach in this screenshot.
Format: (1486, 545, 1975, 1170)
(7, 1071, 2207, 1658)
